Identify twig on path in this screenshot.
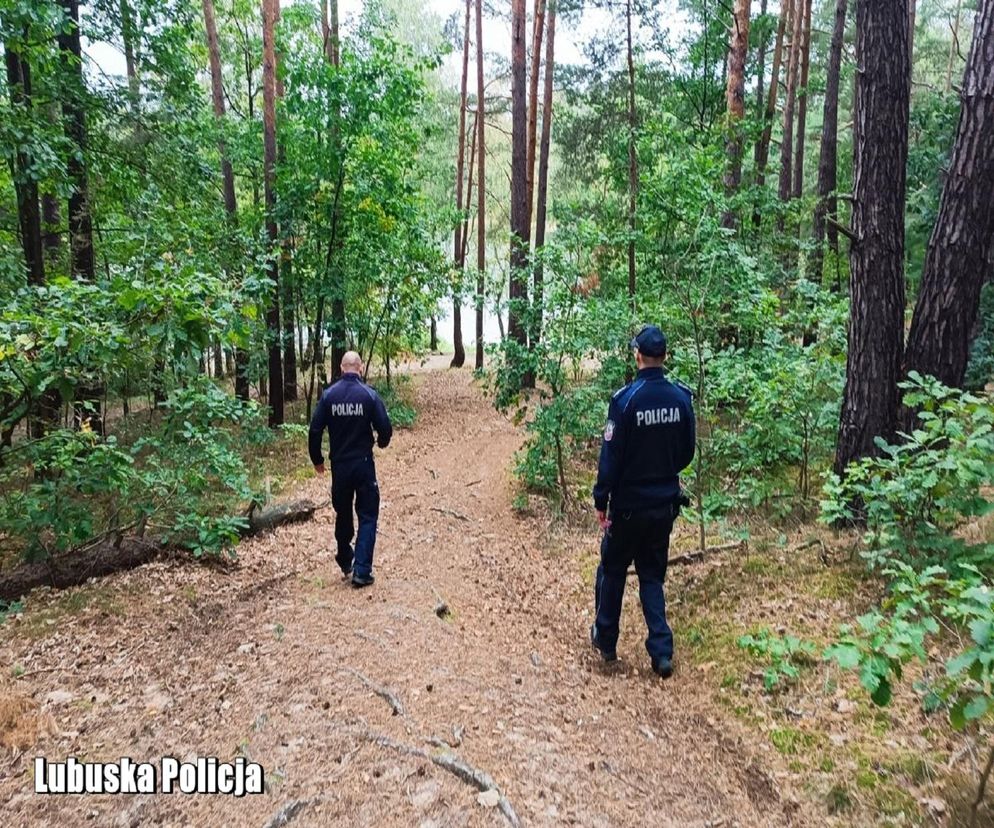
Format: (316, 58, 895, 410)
(430, 507, 472, 523)
(261, 798, 314, 828)
(599, 759, 650, 796)
(341, 668, 406, 717)
(356, 729, 521, 828)
(791, 537, 829, 565)
(12, 665, 64, 680)
(668, 540, 746, 567)
(465, 479, 482, 488)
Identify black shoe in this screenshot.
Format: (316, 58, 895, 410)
(652, 658, 674, 679)
(351, 573, 375, 588)
(336, 551, 354, 577)
(590, 624, 618, 663)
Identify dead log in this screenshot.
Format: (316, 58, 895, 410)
(0, 500, 320, 602)
(0, 537, 166, 603)
(243, 499, 321, 536)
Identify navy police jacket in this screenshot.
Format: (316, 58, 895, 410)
(593, 367, 696, 513)
(308, 374, 393, 467)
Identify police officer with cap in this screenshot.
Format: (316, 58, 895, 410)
(309, 351, 392, 587)
(590, 325, 695, 678)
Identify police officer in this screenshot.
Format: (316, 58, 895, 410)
(308, 351, 393, 587)
(590, 325, 695, 678)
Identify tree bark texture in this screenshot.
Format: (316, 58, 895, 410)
(625, 0, 637, 308)
(778, 0, 802, 205)
(753, 0, 787, 223)
(532, 1, 555, 347)
(904, 0, 994, 391)
(475, 0, 487, 370)
(792, 0, 812, 201)
(721, 0, 751, 229)
(262, 0, 284, 426)
(811, 0, 848, 283)
(451, 0, 472, 368)
(508, 0, 530, 355)
(3, 28, 45, 285)
(834, 0, 910, 475)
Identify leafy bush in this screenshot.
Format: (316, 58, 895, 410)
(820, 375, 994, 734)
(738, 628, 818, 691)
(0, 378, 269, 561)
(369, 376, 418, 429)
(820, 372, 994, 569)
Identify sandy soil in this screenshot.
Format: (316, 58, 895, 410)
(0, 369, 810, 827)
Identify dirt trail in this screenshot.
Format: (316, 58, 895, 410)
(1, 370, 805, 826)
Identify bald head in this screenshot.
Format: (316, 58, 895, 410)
(341, 351, 363, 375)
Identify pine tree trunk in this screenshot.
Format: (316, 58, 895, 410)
(778, 0, 802, 207)
(792, 0, 812, 202)
(721, 0, 752, 229)
(526, 0, 545, 228)
(625, 0, 638, 309)
(262, 0, 284, 426)
(532, 1, 555, 349)
(834, 0, 910, 476)
(904, 0, 994, 392)
(755, 0, 768, 121)
(947, 0, 963, 93)
(322, 0, 345, 380)
(812, 0, 848, 284)
(3, 29, 45, 286)
(508, 0, 530, 364)
(120, 0, 140, 116)
(202, 0, 249, 400)
(475, 0, 487, 370)
(753, 0, 788, 225)
(58, 0, 103, 435)
(451, 0, 472, 369)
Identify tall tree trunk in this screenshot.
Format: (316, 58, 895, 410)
(904, 0, 994, 392)
(508, 0, 529, 366)
(947, 0, 963, 93)
(524, 0, 546, 367)
(834, 0, 910, 476)
(261, 0, 284, 426)
(323, 0, 345, 379)
(202, 0, 249, 400)
(625, 0, 638, 310)
(721, 0, 751, 229)
(3, 29, 45, 286)
(753, 0, 788, 225)
(754, 0, 768, 121)
(532, 1, 555, 350)
(526, 0, 546, 227)
(474, 0, 487, 370)
(120, 0, 140, 116)
(778, 0, 802, 206)
(59, 0, 103, 435)
(908, 0, 916, 67)
(273, 0, 296, 402)
(792, 0, 812, 202)
(812, 0, 848, 284)
(451, 0, 472, 369)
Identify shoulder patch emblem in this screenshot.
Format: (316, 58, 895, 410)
(604, 419, 615, 441)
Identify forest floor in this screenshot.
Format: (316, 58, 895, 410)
(0, 366, 986, 826)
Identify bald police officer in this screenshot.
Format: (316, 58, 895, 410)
(309, 351, 392, 587)
(590, 325, 695, 678)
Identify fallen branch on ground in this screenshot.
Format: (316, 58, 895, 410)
(262, 798, 314, 828)
(430, 506, 472, 522)
(357, 730, 520, 827)
(341, 668, 406, 717)
(667, 540, 746, 567)
(244, 499, 322, 536)
(0, 537, 166, 603)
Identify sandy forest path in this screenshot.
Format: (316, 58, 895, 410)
(2, 369, 805, 827)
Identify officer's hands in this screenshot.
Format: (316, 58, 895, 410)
(596, 509, 611, 531)
(314, 464, 327, 476)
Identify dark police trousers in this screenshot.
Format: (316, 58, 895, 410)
(594, 506, 675, 663)
(330, 455, 380, 579)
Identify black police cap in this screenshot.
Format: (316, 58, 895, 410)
(630, 325, 667, 357)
